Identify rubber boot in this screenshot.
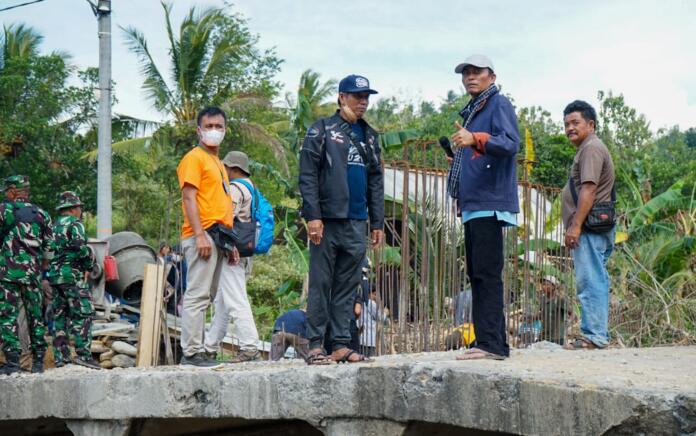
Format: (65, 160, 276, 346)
(0, 352, 21, 376)
(31, 353, 44, 374)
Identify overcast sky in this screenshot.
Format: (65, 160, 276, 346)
(3, 0, 696, 131)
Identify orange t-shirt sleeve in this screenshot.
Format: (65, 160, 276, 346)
(177, 152, 203, 190)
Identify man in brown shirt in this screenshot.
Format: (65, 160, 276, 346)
(561, 100, 616, 350)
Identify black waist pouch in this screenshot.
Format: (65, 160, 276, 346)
(206, 223, 239, 252)
(232, 218, 256, 258)
(569, 177, 617, 234)
(583, 201, 616, 233)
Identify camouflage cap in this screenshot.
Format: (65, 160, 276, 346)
(3, 175, 30, 189)
(56, 190, 83, 210)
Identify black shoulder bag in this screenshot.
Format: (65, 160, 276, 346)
(568, 177, 616, 233)
(206, 223, 239, 253)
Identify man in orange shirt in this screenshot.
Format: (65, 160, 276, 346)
(177, 106, 237, 368)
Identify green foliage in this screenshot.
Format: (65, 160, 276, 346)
(630, 179, 689, 228)
(597, 90, 652, 151)
(517, 106, 574, 188)
(527, 134, 575, 188)
(0, 48, 98, 212)
(1, 23, 43, 65)
(288, 69, 336, 146)
(122, 2, 281, 123)
(247, 245, 305, 339)
(685, 127, 696, 148)
(648, 127, 696, 195)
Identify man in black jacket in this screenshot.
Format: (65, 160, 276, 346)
(299, 74, 384, 364)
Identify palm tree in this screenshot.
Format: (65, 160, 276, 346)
(119, 2, 289, 171)
(122, 3, 235, 123)
(0, 23, 43, 68)
(288, 69, 337, 151)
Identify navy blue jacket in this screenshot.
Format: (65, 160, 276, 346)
(273, 309, 306, 336)
(299, 111, 384, 230)
(457, 93, 519, 213)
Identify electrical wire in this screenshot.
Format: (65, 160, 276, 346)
(0, 0, 49, 13)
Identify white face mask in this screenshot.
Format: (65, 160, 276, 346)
(201, 129, 225, 146)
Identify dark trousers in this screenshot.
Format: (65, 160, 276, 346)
(306, 220, 367, 350)
(324, 319, 360, 354)
(465, 216, 509, 357)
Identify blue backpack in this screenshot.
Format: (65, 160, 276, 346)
(231, 179, 274, 255)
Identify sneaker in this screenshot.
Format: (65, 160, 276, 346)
(180, 352, 223, 369)
(229, 350, 261, 363)
(205, 351, 218, 361)
(54, 360, 68, 368)
(73, 357, 102, 370)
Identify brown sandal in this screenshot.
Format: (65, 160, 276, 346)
(305, 350, 334, 365)
(564, 338, 600, 350)
(332, 349, 372, 363)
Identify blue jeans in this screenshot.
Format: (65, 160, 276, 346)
(572, 229, 615, 347)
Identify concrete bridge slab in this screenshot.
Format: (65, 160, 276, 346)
(1, 346, 694, 435)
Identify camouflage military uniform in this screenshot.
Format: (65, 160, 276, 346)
(47, 192, 95, 364)
(0, 177, 53, 358)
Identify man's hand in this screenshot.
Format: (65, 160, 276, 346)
(565, 223, 582, 249)
(307, 219, 324, 245)
(164, 284, 175, 302)
(227, 247, 240, 265)
(452, 121, 475, 148)
(195, 232, 213, 260)
(371, 229, 384, 248)
(446, 156, 454, 166)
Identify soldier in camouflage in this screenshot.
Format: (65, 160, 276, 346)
(0, 175, 53, 375)
(47, 191, 100, 370)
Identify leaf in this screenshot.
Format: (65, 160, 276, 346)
(515, 239, 561, 256)
(371, 246, 401, 267)
(379, 129, 421, 150)
(615, 231, 629, 244)
(82, 136, 153, 162)
(120, 25, 175, 114)
(252, 305, 273, 316)
(275, 279, 296, 296)
(630, 179, 686, 229)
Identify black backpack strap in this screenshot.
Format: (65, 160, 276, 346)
(568, 177, 578, 206)
(610, 183, 616, 202)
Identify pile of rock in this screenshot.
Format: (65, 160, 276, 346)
(90, 318, 139, 369)
(90, 339, 137, 369)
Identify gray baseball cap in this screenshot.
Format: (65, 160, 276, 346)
(455, 54, 495, 74)
(222, 151, 250, 175)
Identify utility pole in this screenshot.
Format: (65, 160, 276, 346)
(88, 0, 112, 239)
